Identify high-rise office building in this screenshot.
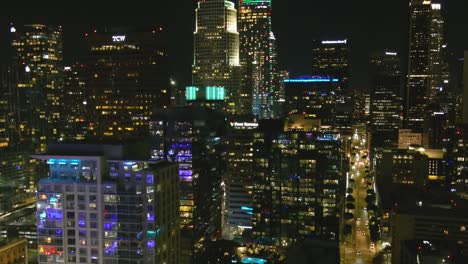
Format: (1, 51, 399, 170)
(149, 107, 226, 263)
(34, 143, 180, 264)
(192, 0, 242, 115)
(406, 0, 448, 130)
(60, 64, 89, 141)
(252, 130, 344, 247)
(284, 76, 341, 127)
(0, 69, 15, 148)
(85, 27, 169, 140)
(369, 51, 403, 148)
(9, 24, 63, 153)
(311, 39, 350, 100)
(224, 121, 258, 239)
(238, 0, 279, 119)
(462, 50, 468, 123)
(0, 65, 38, 214)
(428, 3, 449, 101)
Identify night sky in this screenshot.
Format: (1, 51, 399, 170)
(0, 0, 467, 90)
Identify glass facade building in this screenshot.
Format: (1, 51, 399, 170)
(85, 27, 169, 140)
(369, 51, 403, 148)
(284, 77, 341, 127)
(149, 107, 226, 263)
(238, 0, 280, 119)
(9, 24, 63, 154)
(406, 0, 448, 131)
(192, 0, 242, 115)
(34, 144, 180, 264)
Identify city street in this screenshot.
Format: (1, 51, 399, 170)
(341, 127, 374, 264)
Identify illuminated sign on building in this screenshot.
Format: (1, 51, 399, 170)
(385, 52, 397, 56)
(322, 40, 347, 44)
(230, 122, 259, 128)
(112, 35, 126, 42)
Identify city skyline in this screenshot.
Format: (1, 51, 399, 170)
(1, 1, 468, 263)
(0, 1, 467, 90)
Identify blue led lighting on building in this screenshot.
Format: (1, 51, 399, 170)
(241, 257, 268, 264)
(241, 206, 253, 211)
(284, 77, 339, 83)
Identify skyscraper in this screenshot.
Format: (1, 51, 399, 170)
(34, 143, 180, 264)
(192, 0, 242, 115)
(238, 0, 279, 119)
(224, 121, 258, 239)
(369, 51, 403, 148)
(406, 0, 448, 130)
(9, 24, 63, 153)
(311, 39, 350, 100)
(252, 130, 344, 246)
(85, 27, 169, 140)
(150, 107, 226, 263)
(428, 2, 449, 102)
(60, 64, 89, 141)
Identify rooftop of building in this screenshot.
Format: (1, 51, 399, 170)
(36, 141, 150, 160)
(0, 239, 27, 251)
(378, 184, 468, 219)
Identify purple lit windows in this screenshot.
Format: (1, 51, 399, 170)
(146, 174, 154, 184)
(46, 208, 63, 219)
(104, 222, 116, 231)
(147, 240, 155, 249)
(105, 241, 118, 255)
(147, 213, 154, 222)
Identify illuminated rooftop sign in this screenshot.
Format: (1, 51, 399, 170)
(322, 39, 347, 44)
(112, 35, 126, 42)
(385, 51, 397, 56)
(230, 122, 259, 128)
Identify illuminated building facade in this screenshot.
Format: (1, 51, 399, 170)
(449, 124, 468, 193)
(311, 39, 350, 100)
(9, 24, 63, 154)
(406, 0, 448, 131)
(60, 64, 89, 141)
(34, 143, 180, 264)
(85, 27, 169, 140)
(238, 0, 279, 119)
(0, 70, 37, 214)
(192, 0, 242, 115)
(378, 149, 428, 188)
(0, 239, 28, 264)
(284, 77, 340, 126)
(224, 121, 259, 239)
(0, 149, 36, 213)
(0, 69, 17, 148)
(428, 2, 449, 103)
(252, 131, 344, 246)
(149, 107, 226, 263)
(369, 51, 403, 148)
